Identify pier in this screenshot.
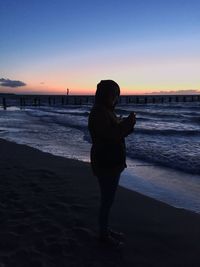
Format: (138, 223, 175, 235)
(0, 94, 200, 109)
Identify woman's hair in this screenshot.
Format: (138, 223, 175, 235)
(95, 80, 120, 105)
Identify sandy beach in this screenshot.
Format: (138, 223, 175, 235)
(0, 138, 200, 267)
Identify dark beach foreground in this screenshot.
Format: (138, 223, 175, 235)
(0, 138, 200, 267)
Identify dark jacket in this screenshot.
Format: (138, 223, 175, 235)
(88, 104, 134, 176)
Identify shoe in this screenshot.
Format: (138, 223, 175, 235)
(108, 228, 125, 240)
(99, 234, 124, 249)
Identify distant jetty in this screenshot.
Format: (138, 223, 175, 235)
(1, 94, 200, 109)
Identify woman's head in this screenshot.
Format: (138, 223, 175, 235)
(95, 80, 120, 108)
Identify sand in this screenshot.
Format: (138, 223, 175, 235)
(0, 138, 200, 267)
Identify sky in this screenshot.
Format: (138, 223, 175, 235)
(0, 0, 200, 95)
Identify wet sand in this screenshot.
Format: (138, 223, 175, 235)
(0, 138, 200, 266)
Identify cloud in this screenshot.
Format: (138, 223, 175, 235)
(145, 89, 200, 95)
(0, 78, 26, 88)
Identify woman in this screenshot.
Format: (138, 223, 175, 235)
(88, 80, 136, 245)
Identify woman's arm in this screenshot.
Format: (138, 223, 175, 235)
(119, 112, 136, 137)
(89, 109, 136, 142)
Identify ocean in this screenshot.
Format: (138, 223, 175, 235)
(0, 101, 200, 213)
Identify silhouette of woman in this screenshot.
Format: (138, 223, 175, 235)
(88, 80, 136, 245)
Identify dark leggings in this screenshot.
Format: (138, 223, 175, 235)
(97, 173, 120, 236)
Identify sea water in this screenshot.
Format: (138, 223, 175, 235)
(0, 102, 200, 213)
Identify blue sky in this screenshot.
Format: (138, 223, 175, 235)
(0, 0, 200, 94)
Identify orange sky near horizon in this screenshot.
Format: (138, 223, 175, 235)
(1, 45, 200, 95)
(1, 83, 199, 95)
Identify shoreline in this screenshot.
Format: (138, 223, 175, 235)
(122, 158, 200, 214)
(0, 138, 200, 266)
(1, 133, 200, 215)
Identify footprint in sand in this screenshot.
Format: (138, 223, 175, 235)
(33, 219, 63, 238)
(9, 223, 31, 235)
(72, 226, 95, 243)
(28, 182, 44, 193)
(70, 204, 88, 211)
(8, 210, 32, 220)
(0, 232, 19, 253)
(5, 191, 19, 200)
(9, 249, 43, 267)
(29, 169, 55, 179)
(47, 201, 70, 211)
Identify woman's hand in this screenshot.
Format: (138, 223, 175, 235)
(128, 112, 136, 126)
